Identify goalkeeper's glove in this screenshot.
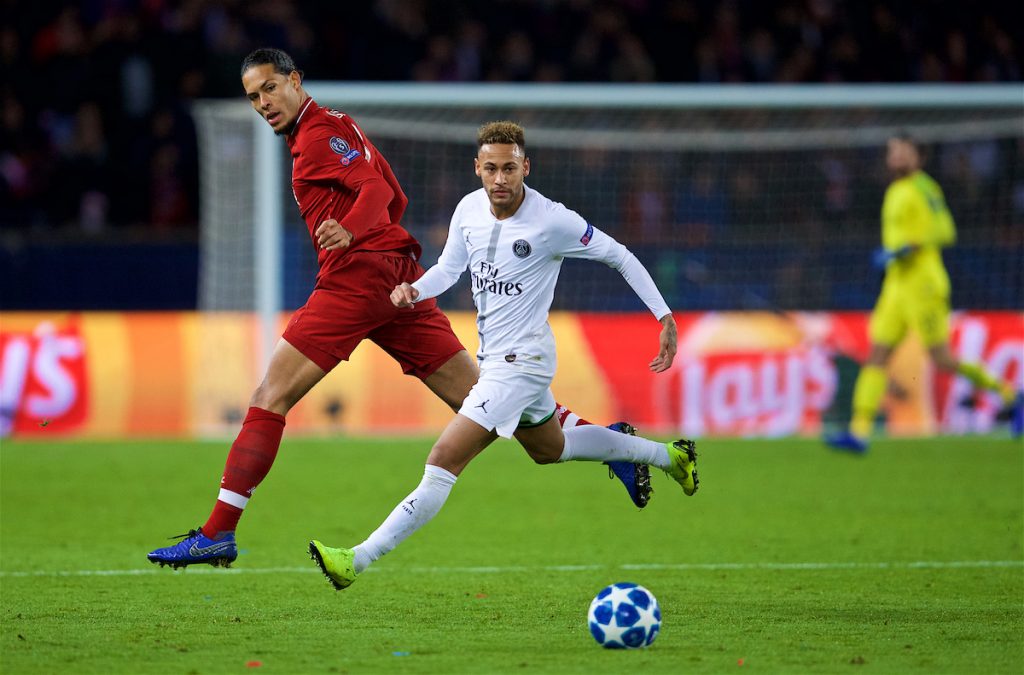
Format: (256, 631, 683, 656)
(872, 245, 914, 270)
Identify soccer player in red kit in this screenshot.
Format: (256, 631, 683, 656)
(147, 48, 650, 569)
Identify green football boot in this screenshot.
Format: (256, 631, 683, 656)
(309, 540, 357, 590)
(665, 439, 699, 496)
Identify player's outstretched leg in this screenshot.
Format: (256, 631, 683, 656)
(664, 439, 699, 496)
(309, 540, 357, 590)
(558, 426, 699, 496)
(604, 422, 652, 508)
(309, 464, 457, 591)
(147, 528, 237, 569)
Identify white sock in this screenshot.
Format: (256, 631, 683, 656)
(352, 464, 457, 573)
(558, 425, 671, 468)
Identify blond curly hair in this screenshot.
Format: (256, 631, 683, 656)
(477, 121, 526, 151)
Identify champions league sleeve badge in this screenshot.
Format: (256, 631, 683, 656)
(329, 137, 349, 154)
(329, 136, 362, 166)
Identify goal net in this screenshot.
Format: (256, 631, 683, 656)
(195, 84, 1023, 323)
(191, 85, 1022, 435)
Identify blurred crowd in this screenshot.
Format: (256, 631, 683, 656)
(1, 0, 1021, 235)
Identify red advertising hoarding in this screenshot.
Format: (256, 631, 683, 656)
(1, 311, 1020, 438)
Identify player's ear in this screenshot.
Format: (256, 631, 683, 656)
(474, 157, 482, 177)
(522, 156, 530, 177)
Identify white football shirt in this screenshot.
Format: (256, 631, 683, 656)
(413, 184, 671, 376)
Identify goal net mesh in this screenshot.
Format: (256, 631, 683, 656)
(195, 93, 1024, 316)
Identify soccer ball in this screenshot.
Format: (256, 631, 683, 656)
(587, 582, 661, 649)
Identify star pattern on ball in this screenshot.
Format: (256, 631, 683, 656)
(588, 583, 661, 649)
(599, 616, 630, 647)
(606, 583, 639, 608)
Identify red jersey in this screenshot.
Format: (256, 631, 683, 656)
(286, 98, 421, 279)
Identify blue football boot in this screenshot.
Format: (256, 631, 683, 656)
(1013, 392, 1024, 439)
(824, 430, 869, 454)
(604, 422, 652, 508)
(995, 391, 1024, 439)
(147, 527, 238, 569)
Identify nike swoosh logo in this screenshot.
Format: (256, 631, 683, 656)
(187, 540, 235, 557)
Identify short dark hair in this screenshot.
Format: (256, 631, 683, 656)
(477, 121, 526, 152)
(891, 129, 926, 163)
(891, 130, 919, 150)
(241, 48, 303, 80)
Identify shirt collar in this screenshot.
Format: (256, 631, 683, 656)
(290, 97, 316, 136)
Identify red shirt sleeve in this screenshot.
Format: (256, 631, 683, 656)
(376, 151, 409, 225)
(299, 131, 394, 243)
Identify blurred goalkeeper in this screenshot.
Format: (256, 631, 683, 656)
(826, 133, 1022, 454)
(147, 49, 650, 570)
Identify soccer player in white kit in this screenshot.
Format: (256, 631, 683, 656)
(309, 121, 698, 590)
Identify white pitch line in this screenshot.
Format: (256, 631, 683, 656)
(1, 560, 1021, 579)
(621, 560, 1024, 571)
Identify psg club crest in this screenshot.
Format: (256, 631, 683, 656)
(329, 137, 349, 154)
(512, 239, 532, 258)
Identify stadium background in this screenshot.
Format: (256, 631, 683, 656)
(1, 0, 1022, 439)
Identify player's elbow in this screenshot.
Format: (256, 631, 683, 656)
(610, 247, 635, 270)
(375, 178, 395, 206)
(390, 191, 409, 222)
(365, 180, 395, 221)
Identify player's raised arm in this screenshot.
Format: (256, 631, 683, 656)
(547, 215, 675, 371)
(607, 244, 677, 372)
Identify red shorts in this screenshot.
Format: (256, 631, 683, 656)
(282, 251, 465, 379)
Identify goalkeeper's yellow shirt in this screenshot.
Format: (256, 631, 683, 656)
(880, 169, 956, 297)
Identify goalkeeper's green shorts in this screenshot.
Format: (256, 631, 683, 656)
(868, 281, 950, 348)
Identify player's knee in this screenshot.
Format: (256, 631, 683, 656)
(426, 439, 474, 474)
(524, 443, 561, 465)
(249, 383, 291, 416)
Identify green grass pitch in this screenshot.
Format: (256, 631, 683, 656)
(1, 436, 1022, 674)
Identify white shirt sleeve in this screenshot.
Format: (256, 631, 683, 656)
(605, 246, 673, 321)
(546, 211, 672, 321)
(411, 212, 469, 302)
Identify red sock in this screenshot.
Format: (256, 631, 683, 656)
(555, 402, 592, 428)
(202, 406, 286, 537)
